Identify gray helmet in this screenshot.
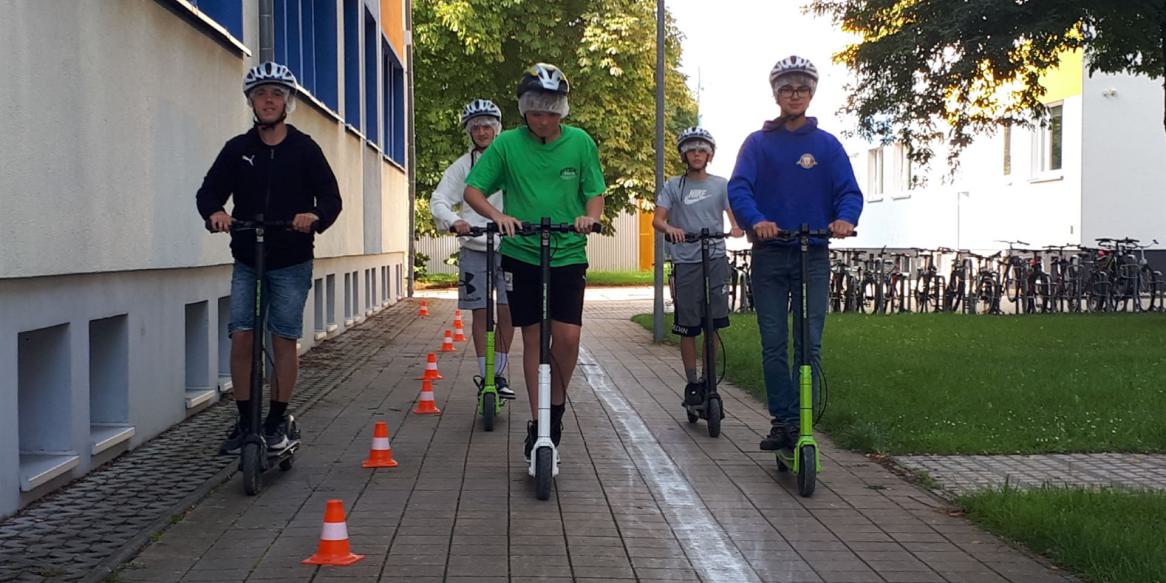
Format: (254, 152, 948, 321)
(676, 126, 716, 154)
(769, 55, 818, 87)
(243, 61, 298, 96)
(460, 99, 502, 128)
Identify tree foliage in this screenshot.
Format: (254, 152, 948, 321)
(809, 0, 1166, 170)
(413, 0, 697, 237)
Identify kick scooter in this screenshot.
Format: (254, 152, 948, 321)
(773, 225, 854, 497)
(681, 229, 729, 438)
(209, 216, 306, 495)
(514, 218, 602, 500)
(451, 223, 507, 431)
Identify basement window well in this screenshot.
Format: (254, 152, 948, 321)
(18, 323, 79, 491)
(184, 301, 215, 409)
(89, 316, 134, 455)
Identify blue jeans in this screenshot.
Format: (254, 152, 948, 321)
(750, 245, 829, 425)
(229, 260, 313, 340)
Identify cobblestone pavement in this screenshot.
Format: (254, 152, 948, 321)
(107, 295, 1074, 583)
(896, 454, 1166, 496)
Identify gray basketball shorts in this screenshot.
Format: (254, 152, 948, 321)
(458, 248, 509, 310)
(672, 256, 730, 337)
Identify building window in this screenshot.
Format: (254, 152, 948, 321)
(190, 0, 243, 40)
(867, 147, 884, 197)
(1002, 123, 1012, 176)
(343, 0, 361, 130)
(274, 1, 340, 112)
(364, 7, 380, 145)
(383, 43, 406, 164)
(891, 143, 913, 193)
(1034, 103, 1063, 173)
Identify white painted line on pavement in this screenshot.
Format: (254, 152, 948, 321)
(578, 346, 761, 583)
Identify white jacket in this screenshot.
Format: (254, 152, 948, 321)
(430, 149, 504, 252)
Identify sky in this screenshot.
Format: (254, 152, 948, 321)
(667, 0, 857, 176)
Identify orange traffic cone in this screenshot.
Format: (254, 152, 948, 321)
(415, 353, 444, 380)
(413, 380, 441, 415)
(440, 330, 457, 352)
(361, 421, 399, 468)
(452, 324, 466, 342)
(453, 309, 465, 329)
(302, 499, 365, 566)
(418, 299, 430, 318)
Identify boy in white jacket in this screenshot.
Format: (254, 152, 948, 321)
(431, 99, 515, 398)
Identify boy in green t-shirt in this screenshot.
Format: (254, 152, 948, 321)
(464, 63, 606, 461)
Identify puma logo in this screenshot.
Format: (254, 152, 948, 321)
(242, 154, 255, 166)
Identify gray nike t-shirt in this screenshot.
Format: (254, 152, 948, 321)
(657, 174, 730, 263)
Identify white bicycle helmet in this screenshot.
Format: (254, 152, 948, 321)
(243, 61, 298, 96)
(769, 55, 818, 87)
(676, 127, 716, 154)
(517, 63, 570, 97)
(460, 99, 503, 128)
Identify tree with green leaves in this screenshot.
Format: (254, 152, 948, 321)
(413, 0, 697, 238)
(809, 0, 1166, 169)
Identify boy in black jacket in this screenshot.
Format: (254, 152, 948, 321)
(196, 62, 342, 454)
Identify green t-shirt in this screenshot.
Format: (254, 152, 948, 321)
(465, 125, 606, 266)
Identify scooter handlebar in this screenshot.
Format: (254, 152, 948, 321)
(205, 219, 313, 233)
(449, 221, 602, 237)
(682, 231, 731, 243)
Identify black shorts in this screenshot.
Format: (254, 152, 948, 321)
(501, 256, 587, 327)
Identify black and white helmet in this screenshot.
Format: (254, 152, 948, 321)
(517, 63, 570, 97)
(769, 55, 818, 87)
(243, 61, 298, 96)
(676, 127, 716, 154)
(460, 99, 502, 128)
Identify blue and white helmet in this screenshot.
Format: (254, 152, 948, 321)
(769, 55, 818, 88)
(460, 99, 503, 128)
(243, 61, 298, 96)
(676, 127, 716, 154)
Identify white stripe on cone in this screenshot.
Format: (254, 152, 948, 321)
(320, 521, 349, 541)
(372, 437, 390, 449)
(419, 392, 435, 402)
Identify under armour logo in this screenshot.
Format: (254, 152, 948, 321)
(460, 272, 478, 297)
(242, 155, 255, 166)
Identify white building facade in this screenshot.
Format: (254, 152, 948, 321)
(0, 0, 413, 517)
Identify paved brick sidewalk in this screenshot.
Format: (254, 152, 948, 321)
(115, 297, 1074, 583)
(897, 454, 1166, 496)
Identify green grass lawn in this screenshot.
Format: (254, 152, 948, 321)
(632, 312, 1166, 455)
(959, 487, 1166, 583)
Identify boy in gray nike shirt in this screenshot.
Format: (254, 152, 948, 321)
(652, 127, 744, 406)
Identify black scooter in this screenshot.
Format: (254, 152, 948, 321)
(681, 228, 729, 438)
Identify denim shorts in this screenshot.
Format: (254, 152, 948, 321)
(228, 260, 313, 340)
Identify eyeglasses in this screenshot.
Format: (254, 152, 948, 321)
(777, 86, 813, 98)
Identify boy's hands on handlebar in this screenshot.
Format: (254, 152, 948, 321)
(665, 225, 687, 243)
(451, 220, 473, 236)
(729, 226, 745, 238)
(208, 211, 233, 233)
(753, 221, 780, 241)
(574, 215, 600, 234)
(829, 220, 855, 238)
(493, 214, 523, 237)
(292, 212, 320, 233)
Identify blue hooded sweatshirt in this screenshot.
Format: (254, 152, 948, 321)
(728, 117, 863, 246)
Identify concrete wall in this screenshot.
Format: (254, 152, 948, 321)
(0, 0, 412, 517)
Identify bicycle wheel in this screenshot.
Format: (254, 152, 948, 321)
(915, 278, 930, 313)
(1135, 266, 1155, 312)
(931, 276, 946, 312)
(1031, 273, 1052, 313)
(1087, 272, 1110, 312)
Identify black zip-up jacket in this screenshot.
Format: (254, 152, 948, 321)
(196, 125, 342, 269)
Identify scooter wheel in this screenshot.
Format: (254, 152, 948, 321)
(242, 443, 263, 495)
(797, 445, 817, 497)
(686, 410, 699, 424)
(279, 455, 294, 471)
(481, 392, 496, 432)
(706, 398, 722, 438)
(535, 446, 554, 500)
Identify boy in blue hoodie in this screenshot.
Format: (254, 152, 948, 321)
(727, 56, 863, 451)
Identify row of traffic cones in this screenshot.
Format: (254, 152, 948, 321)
(303, 301, 470, 566)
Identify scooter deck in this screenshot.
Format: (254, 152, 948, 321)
(267, 440, 300, 458)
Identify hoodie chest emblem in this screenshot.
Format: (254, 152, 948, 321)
(797, 153, 817, 170)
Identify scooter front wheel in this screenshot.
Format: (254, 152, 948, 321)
(242, 442, 263, 495)
(796, 445, 816, 497)
(481, 392, 496, 432)
(706, 397, 722, 438)
(535, 446, 553, 500)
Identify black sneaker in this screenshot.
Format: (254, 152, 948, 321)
(524, 420, 537, 461)
(760, 423, 796, 451)
(683, 381, 705, 407)
(264, 418, 290, 451)
(219, 420, 246, 455)
(495, 375, 516, 400)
